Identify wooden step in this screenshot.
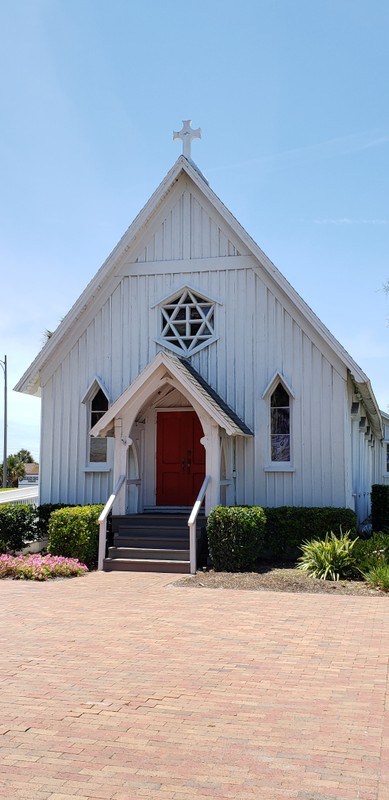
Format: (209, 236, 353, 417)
(115, 524, 188, 535)
(114, 537, 189, 549)
(103, 557, 190, 573)
(111, 513, 205, 532)
(108, 547, 189, 560)
(105, 512, 206, 574)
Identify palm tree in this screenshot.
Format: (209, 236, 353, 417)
(15, 449, 34, 464)
(5, 455, 26, 487)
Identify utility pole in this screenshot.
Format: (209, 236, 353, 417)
(0, 356, 7, 488)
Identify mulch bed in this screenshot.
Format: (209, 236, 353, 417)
(174, 566, 387, 595)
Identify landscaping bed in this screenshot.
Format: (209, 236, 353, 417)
(175, 566, 387, 595)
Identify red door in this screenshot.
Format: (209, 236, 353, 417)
(156, 411, 205, 506)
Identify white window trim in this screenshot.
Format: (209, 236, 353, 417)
(262, 372, 294, 469)
(385, 441, 389, 475)
(81, 375, 111, 405)
(82, 379, 111, 467)
(83, 466, 111, 473)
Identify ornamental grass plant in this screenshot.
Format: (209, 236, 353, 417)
(363, 563, 389, 591)
(0, 554, 88, 581)
(297, 530, 359, 581)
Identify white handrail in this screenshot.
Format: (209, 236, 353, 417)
(188, 475, 210, 575)
(98, 474, 126, 570)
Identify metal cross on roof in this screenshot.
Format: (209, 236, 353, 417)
(173, 120, 201, 159)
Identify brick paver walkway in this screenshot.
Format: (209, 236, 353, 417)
(1, 572, 388, 800)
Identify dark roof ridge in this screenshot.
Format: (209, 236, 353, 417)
(179, 358, 253, 436)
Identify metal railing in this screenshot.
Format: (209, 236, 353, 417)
(98, 475, 126, 570)
(188, 475, 210, 574)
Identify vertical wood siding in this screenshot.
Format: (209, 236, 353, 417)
(136, 189, 241, 263)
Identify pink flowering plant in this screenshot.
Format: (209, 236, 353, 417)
(0, 553, 88, 581)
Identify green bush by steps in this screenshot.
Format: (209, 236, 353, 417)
(262, 506, 358, 563)
(48, 505, 103, 569)
(207, 506, 266, 571)
(36, 503, 73, 539)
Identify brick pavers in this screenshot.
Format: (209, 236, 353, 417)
(0, 572, 388, 800)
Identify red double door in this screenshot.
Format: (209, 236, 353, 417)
(156, 411, 205, 506)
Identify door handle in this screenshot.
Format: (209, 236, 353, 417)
(187, 459, 191, 473)
(181, 459, 185, 472)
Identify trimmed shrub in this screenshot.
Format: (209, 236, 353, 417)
(297, 530, 359, 581)
(262, 506, 358, 563)
(36, 503, 72, 539)
(371, 485, 389, 532)
(48, 505, 103, 568)
(207, 506, 266, 571)
(353, 531, 389, 572)
(0, 504, 38, 554)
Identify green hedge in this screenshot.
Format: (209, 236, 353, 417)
(36, 503, 72, 539)
(262, 506, 358, 562)
(0, 504, 38, 553)
(207, 506, 266, 571)
(48, 505, 103, 568)
(371, 485, 389, 532)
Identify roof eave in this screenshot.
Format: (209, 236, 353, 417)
(91, 351, 252, 439)
(351, 374, 383, 439)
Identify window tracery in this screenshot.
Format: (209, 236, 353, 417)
(160, 288, 215, 355)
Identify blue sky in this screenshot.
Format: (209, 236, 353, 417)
(1, 0, 389, 462)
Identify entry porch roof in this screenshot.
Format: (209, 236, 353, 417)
(90, 351, 253, 439)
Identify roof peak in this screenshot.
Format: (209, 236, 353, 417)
(177, 153, 209, 185)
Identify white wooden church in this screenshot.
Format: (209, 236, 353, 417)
(16, 122, 389, 570)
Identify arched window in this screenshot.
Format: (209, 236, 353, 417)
(270, 383, 290, 462)
(89, 388, 108, 462)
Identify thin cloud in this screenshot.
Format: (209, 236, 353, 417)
(209, 127, 389, 174)
(313, 218, 389, 225)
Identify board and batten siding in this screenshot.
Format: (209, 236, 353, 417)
(40, 259, 352, 512)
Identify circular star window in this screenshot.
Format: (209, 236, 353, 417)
(159, 288, 216, 356)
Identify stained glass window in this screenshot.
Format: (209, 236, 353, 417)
(270, 384, 290, 462)
(90, 389, 108, 462)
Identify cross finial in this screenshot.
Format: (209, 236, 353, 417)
(173, 120, 201, 159)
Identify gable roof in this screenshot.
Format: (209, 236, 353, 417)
(90, 351, 252, 438)
(14, 154, 383, 437)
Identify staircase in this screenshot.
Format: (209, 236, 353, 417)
(103, 511, 206, 573)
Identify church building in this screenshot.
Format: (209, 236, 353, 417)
(16, 122, 388, 569)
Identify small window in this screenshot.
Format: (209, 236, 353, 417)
(89, 389, 108, 462)
(386, 444, 389, 473)
(270, 383, 290, 462)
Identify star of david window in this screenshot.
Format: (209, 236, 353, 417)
(159, 288, 216, 356)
